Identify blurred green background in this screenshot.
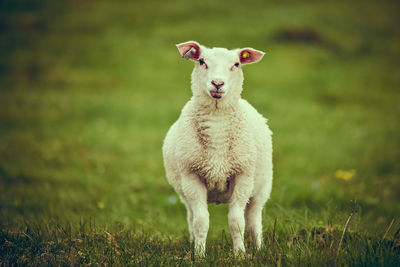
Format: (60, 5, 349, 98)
(0, 0, 399, 238)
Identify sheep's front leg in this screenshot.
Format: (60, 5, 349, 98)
(181, 173, 209, 256)
(245, 197, 264, 249)
(181, 200, 194, 242)
(228, 174, 254, 255)
(228, 201, 246, 254)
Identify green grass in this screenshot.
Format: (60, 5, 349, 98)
(1, 218, 399, 266)
(0, 0, 399, 265)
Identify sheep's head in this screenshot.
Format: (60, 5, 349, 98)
(177, 41, 264, 101)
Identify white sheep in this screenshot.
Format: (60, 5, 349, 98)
(162, 41, 273, 256)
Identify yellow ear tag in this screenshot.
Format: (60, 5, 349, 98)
(242, 51, 250, 59)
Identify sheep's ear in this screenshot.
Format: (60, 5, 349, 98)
(238, 48, 265, 65)
(176, 41, 201, 61)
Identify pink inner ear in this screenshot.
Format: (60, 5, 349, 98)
(240, 49, 264, 64)
(177, 42, 200, 60)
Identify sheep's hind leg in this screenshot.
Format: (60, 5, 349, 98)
(245, 197, 265, 249)
(181, 173, 209, 256)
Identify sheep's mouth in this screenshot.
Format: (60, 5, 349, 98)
(210, 90, 224, 99)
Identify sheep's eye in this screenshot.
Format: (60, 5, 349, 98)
(199, 59, 205, 65)
(231, 62, 240, 71)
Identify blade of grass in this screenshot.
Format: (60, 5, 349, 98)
(382, 219, 395, 241)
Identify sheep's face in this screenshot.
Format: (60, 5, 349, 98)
(177, 41, 264, 101)
(193, 48, 242, 99)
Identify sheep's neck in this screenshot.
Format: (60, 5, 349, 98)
(193, 94, 240, 114)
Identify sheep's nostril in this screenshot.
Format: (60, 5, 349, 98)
(211, 80, 225, 90)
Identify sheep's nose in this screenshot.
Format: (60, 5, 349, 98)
(211, 80, 225, 90)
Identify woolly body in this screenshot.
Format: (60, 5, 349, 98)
(162, 41, 273, 255)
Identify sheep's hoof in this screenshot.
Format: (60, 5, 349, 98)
(194, 245, 206, 259)
(194, 250, 206, 260)
(233, 248, 247, 260)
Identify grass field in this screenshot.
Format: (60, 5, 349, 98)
(0, 0, 399, 265)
